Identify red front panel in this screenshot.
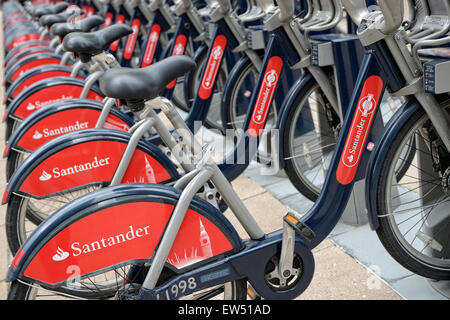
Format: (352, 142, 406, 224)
(103, 12, 114, 29)
(336, 75, 384, 185)
(16, 109, 130, 152)
(13, 85, 103, 119)
(198, 35, 227, 100)
(123, 18, 141, 60)
(109, 14, 125, 52)
(141, 24, 161, 67)
(10, 58, 63, 82)
(23, 202, 234, 285)
(248, 56, 283, 137)
(166, 35, 187, 89)
(18, 140, 172, 197)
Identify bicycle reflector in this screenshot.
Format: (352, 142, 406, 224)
(3, 144, 9, 157)
(2, 188, 10, 204)
(11, 248, 25, 269)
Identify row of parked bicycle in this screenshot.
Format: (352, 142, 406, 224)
(1, 0, 449, 300)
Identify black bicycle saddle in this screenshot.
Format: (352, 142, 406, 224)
(39, 10, 79, 28)
(62, 24, 133, 61)
(32, 2, 69, 18)
(99, 55, 197, 101)
(50, 15, 105, 39)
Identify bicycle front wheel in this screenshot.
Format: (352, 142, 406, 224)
(375, 98, 450, 280)
(283, 79, 339, 201)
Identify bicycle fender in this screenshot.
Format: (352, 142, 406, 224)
(5, 53, 71, 83)
(6, 184, 242, 287)
(5, 46, 56, 69)
(4, 41, 51, 64)
(7, 34, 48, 51)
(5, 65, 87, 103)
(275, 72, 314, 169)
(5, 77, 104, 120)
(2, 129, 180, 204)
(4, 99, 134, 157)
(364, 98, 421, 230)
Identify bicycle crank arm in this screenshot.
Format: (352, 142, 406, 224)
(138, 230, 315, 300)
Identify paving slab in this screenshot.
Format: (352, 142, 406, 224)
(245, 160, 450, 299)
(299, 245, 402, 300)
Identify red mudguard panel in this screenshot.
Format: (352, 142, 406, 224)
(8, 34, 48, 51)
(6, 43, 49, 62)
(5, 17, 28, 29)
(13, 85, 103, 119)
(248, 56, 283, 137)
(103, 12, 114, 28)
(336, 75, 384, 185)
(6, 49, 55, 69)
(198, 35, 227, 100)
(141, 24, 161, 67)
(23, 201, 234, 285)
(19, 140, 173, 197)
(10, 58, 65, 82)
(11, 70, 83, 99)
(17, 109, 130, 152)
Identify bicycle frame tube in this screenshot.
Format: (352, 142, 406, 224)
(139, 8, 172, 67)
(161, 14, 199, 99)
(300, 47, 400, 249)
(218, 27, 300, 181)
(108, 5, 129, 56)
(183, 19, 240, 132)
(120, 8, 147, 67)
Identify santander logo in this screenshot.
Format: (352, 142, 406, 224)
(38, 156, 111, 181)
(264, 69, 278, 88)
(142, 25, 161, 67)
(25, 95, 74, 112)
(51, 225, 150, 262)
(32, 130, 43, 140)
(31, 121, 89, 140)
(341, 93, 377, 168)
(198, 35, 227, 100)
(201, 45, 223, 91)
(248, 56, 283, 137)
(39, 170, 52, 181)
(174, 43, 184, 55)
(52, 247, 70, 261)
(336, 75, 383, 185)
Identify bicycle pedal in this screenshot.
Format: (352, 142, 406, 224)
(283, 212, 315, 241)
